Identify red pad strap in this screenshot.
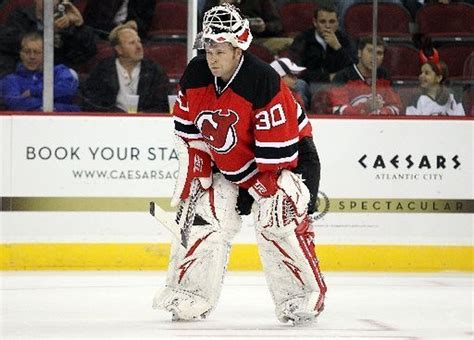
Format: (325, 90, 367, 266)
(296, 219, 327, 313)
(250, 171, 279, 198)
(180, 147, 212, 201)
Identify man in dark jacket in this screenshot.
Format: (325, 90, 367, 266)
(0, 0, 97, 77)
(82, 21, 169, 113)
(289, 5, 356, 94)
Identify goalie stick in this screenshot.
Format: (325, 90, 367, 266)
(149, 179, 204, 248)
(149, 201, 181, 243)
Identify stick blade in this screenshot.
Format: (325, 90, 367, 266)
(149, 201, 182, 245)
(149, 201, 155, 216)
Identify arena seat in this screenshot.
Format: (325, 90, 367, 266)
(416, 3, 474, 43)
(382, 44, 420, 82)
(248, 44, 275, 63)
(344, 3, 411, 42)
(439, 44, 474, 80)
(0, 0, 34, 25)
(279, 2, 317, 37)
(148, 2, 187, 42)
(144, 42, 187, 84)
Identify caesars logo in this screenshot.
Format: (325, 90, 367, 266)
(358, 154, 461, 170)
(358, 154, 461, 181)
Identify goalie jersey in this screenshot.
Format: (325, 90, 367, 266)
(173, 53, 312, 189)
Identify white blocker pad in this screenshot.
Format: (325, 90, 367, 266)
(252, 170, 326, 325)
(153, 174, 242, 320)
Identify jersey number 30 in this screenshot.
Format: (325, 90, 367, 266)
(255, 104, 286, 130)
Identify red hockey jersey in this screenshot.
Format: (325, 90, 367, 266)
(173, 53, 312, 188)
(328, 64, 402, 115)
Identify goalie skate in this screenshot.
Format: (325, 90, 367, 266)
(153, 287, 212, 321)
(277, 292, 324, 326)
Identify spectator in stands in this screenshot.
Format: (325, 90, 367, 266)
(82, 21, 169, 113)
(406, 61, 465, 116)
(1, 32, 80, 112)
(288, 5, 356, 94)
(327, 36, 402, 115)
(0, 0, 97, 77)
(202, 0, 290, 54)
(270, 57, 311, 110)
(83, 0, 156, 40)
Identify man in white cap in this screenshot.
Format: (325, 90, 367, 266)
(270, 57, 311, 110)
(153, 3, 326, 326)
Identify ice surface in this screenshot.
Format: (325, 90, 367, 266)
(1, 271, 472, 339)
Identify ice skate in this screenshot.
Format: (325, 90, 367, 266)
(153, 287, 212, 321)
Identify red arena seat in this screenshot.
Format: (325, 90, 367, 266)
(344, 3, 411, 41)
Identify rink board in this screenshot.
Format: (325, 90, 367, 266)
(0, 114, 473, 271)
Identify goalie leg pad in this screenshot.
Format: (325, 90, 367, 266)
(252, 170, 327, 325)
(154, 174, 242, 320)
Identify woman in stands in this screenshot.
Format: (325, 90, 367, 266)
(406, 60, 465, 116)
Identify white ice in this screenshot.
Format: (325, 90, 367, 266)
(1, 271, 473, 339)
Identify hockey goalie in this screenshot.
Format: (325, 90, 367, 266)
(153, 3, 327, 326)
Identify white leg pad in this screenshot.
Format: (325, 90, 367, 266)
(153, 174, 242, 321)
(253, 170, 327, 325)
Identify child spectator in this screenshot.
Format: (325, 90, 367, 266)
(327, 36, 402, 115)
(270, 57, 311, 110)
(406, 61, 465, 116)
(1, 32, 80, 112)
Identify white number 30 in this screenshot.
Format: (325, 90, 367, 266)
(255, 104, 287, 130)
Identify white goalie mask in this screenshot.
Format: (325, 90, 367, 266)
(194, 3, 253, 51)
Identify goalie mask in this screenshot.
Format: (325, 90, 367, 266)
(194, 3, 252, 51)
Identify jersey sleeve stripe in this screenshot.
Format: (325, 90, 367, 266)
(255, 137, 299, 148)
(333, 105, 347, 114)
(174, 118, 201, 139)
(219, 158, 254, 175)
(298, 113, 310, 131)
(387, 105, 400, 115)
(173, 116, 194, 125)
(175, 130, 202, 139)
(256, 152, 298, 164)
(296, 103, 310, 131)
(219, 160, 258, 184)
(296, 102, 304, 118)
(255, 141, 299, 163)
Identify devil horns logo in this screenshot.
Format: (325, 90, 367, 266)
(195, 109, 239, 154)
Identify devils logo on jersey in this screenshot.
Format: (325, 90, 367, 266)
(195, 109, 239, 154)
